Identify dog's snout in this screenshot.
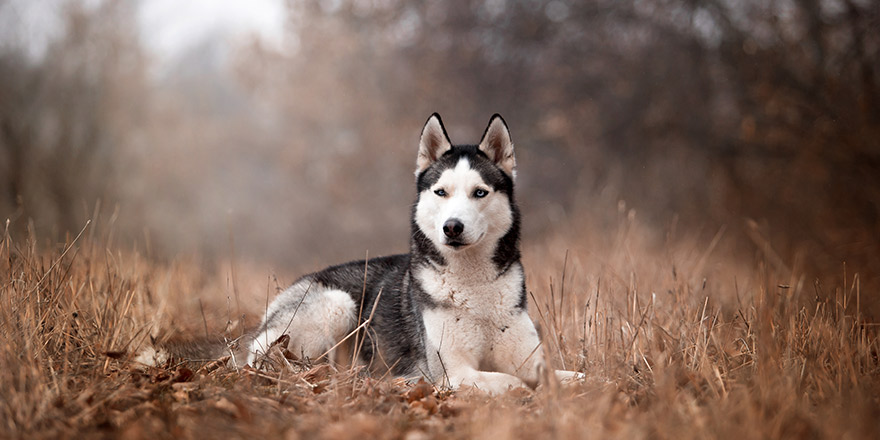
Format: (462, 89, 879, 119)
(443, 219, 464, 238)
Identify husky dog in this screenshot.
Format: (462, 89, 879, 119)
(248, 114, 578, 394)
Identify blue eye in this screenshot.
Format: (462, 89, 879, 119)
(434, 189, 447, 197)
(474, 188, 489, 198)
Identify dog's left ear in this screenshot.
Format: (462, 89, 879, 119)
(478, 114, 516, 177)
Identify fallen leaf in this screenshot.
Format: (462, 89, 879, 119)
(405, 379, 434, 403)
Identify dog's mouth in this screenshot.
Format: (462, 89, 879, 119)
(445, 240, 469, 249)
(443, 232, 484, 250)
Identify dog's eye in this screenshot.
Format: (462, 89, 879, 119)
(434, 189, 447, 197)
(473, 188, 489, 198)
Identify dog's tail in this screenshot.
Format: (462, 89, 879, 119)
(134, 334, 252, 369)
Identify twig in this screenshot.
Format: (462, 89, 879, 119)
(199, 298, 209, 339)
(436, 350, 451, 388)
(529, 290, 566, 369)
(513, 341, 544, 375)
(318, 287, 384, 363)
(353, 252, 370, 366)
(353, 287, 384, 364)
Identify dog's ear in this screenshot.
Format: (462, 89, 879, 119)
(416, 113, 453, 176)
(478, 114, 516, 177)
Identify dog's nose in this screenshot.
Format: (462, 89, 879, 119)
(443, 219, 464, 238)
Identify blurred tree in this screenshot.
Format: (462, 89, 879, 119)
(235, 0, 878, 274)
(0, 2, 146, 237)
(2, 0, 876, 282)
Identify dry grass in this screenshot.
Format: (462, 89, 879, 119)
(1, 214, 878, 439)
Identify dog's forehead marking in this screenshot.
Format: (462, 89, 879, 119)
(432, 157, 486, 191)
(417, 146, 512, 195)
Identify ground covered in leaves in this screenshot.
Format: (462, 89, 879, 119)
(2, 220, 879, 439)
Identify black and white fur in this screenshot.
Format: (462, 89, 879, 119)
(248, 114, 579, 394)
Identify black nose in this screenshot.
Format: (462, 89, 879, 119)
(443, 219, 464, 238)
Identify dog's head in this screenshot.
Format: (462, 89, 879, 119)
(414, 113, 517, 254)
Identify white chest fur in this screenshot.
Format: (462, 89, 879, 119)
(416, 263, 530, 381)
(416, 262, 523, 314)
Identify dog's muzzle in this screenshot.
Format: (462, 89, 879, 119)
(442, 218, 467, 248)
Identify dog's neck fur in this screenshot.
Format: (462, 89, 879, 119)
(428, 240, 503, 283)
(412, 231, 526, 312)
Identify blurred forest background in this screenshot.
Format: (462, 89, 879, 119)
(1, 0, 878, 296)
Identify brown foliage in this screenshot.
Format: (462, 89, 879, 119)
(1, 213, 878, 438)
(1, 3, 878, 435)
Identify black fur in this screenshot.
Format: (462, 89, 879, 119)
(308, 255, 426, 375)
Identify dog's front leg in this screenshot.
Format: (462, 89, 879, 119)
(444, 366, 527, 395)
(491, 311, 585, 386)
(490, 311, 547, 386)
(424, 309, 528, 394)
(425, 331, 528, 394)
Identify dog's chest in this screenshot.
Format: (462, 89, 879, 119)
(416, 264, 523, 314)
(416, 264, 524, 356)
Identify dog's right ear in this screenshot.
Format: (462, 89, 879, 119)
(416, 113, 452, 176)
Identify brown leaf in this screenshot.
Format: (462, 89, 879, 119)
(411, 395, 439, 415)
(172, 367, 194, 383)
(108, 389, 151, 411)
(311, 382, 327, 394)
(214, 397, 240, 417)
(171, 382, 199, 392)
(196, 355, 231, 375)
(213, 397, 251, 421)
(171, 382, 199, 403)
(282, 348, 298, 360)
(405, 378, 434, 403)
(304, 364, 334, 383)
(271, 334, 291, 348)
(104, 350, 127, 359)
(439, 401, 462, 418)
